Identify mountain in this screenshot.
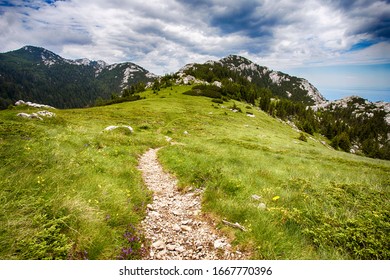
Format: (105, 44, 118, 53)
(312, 95, 390, 158)
(313, 95, 390, 125)
(0, 46, 157, 109)
(170, 55, 389, 159)
(177, 54, 326, 105)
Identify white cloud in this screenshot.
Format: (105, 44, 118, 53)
(0, 0, 389, 76)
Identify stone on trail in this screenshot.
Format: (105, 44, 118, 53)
(214, 239, 226, 250)
(152, 240, 166, 250)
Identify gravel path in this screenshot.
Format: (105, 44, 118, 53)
(138, 148, 247, 260)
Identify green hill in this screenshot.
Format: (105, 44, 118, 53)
(0, 85, 389, 259)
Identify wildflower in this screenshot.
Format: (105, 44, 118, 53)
(37, 176, 45, 185)
(272, 195, 280, 201)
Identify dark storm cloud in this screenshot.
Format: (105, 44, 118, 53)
(329, 0, 390, 41)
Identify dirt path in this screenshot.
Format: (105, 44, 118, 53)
(138, 148, 246, 260)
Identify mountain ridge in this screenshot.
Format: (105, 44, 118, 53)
(0, 45, 156, 108)
(177, 54, 326, 105)
(1, 46, 328, 109)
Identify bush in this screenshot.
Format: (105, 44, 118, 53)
(298, 133, 307, 142)
(331, 132, 351, 152)
(94, 95, 142, 107)
(183, 85, 222, 99)
(19, 214, 73, 259)
(212, 98, 224, 104)
(229, 103, 242, 113)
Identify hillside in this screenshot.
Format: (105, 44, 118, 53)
(0, 85, 388, 260)
(169, 56, 390, 160)
(0, 46, 156, 109)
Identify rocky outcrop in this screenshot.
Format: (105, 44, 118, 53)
(17, 110, 56, 120)
(15, 100, 56, 109)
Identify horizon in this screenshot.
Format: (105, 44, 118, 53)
(1, 0, 389, 102)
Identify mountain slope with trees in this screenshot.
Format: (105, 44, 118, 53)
(170, 56, 389, 159)
(179, 55, 326, 105)
(0, 46, 156, 109)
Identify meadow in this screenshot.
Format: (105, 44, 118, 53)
(0, 85, 388, 259)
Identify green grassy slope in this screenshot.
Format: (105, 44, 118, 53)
(0, 85, 389, 259)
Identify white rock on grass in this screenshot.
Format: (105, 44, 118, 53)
(15, 100, 55, 109)
(17, 112, 43, 120)
(37, 111, 56, 117)
(104, 125, 134, 133)
(258, 203, 267, 210)
(17, 110, 56, 120)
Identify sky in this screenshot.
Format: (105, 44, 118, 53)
(0, 0, 389, 102)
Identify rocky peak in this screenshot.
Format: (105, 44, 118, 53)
(313, 95, 390, 125)
(220, 54, 253, 66)
(16, 45, 65, 66)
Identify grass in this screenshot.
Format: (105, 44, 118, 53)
(1, 85, 389, 259)
(0, 103, 164, 259)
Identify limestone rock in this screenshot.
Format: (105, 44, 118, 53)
(15, 100, 55, 109)
(258, 203, 267, 210)
(180, 225, 192, 232)
(104, 125, 133, 133)
(214, 239, 226, 249)
(17, 112, 42, 120)
(152, 240, 165, 250)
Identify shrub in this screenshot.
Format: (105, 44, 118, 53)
(298, 133, 307, 142)
(211, 98, 224, 104)
(331, 132, 351, 152)
(19, 215, 73, 260)
(229, 103, 242, 113)
(183, 85, 222, 99)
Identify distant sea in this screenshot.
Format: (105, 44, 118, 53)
(319, 88, 390, 102)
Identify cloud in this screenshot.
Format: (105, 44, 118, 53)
(0, 0, 389, 75)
